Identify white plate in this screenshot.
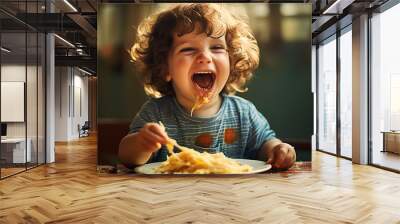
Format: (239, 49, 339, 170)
(134, 159, 272, 174)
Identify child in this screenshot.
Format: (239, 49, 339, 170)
(119, 3, 296, 170)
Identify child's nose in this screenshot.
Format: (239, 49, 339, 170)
(196, 51, 212, 64)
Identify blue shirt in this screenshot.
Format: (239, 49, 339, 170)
(129, 94, 276, 163)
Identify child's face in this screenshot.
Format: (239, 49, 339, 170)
(166, 27, 230, 108)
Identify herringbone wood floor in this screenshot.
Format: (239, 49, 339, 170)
(1, 135, 400, 224)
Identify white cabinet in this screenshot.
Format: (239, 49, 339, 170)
(1, 138, 32, 163)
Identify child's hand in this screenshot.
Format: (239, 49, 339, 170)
(137, 123, 169, 153)
(266, 143, 296, 170)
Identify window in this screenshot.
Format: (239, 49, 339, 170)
(317, 36, 337, 154)
(371, 2, 400, 171)
(339, 28, 352, 158)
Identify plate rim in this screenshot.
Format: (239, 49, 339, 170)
(134, 158, 272, 175)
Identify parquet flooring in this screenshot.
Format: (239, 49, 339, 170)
(372, 151, 400, 171)
(1, 167, 25, 178)
(1, 135, 400, 223)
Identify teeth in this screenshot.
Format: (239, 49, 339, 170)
(194, 71, 213, 74)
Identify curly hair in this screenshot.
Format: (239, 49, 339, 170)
(130, 3, 259, 98)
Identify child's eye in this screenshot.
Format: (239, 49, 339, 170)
(211, 45, 227, 52)
(179, 47, 196, 53)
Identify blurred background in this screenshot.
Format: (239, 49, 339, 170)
(97, 3, 312, 167)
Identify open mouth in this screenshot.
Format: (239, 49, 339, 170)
(192, 71, 216, 93)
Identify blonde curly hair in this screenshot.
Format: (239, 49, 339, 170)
(130, 3, 259, 98)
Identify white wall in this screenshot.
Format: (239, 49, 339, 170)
(1, 65, 34, 137)
(55, 67, 89, 141)
(1, 63, 46, 164)
(73, 73, 89, 137)
(1, 65, 26, 81)
(55, 67, 69, 141)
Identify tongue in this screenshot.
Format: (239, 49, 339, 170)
(193, 73, 213, 89)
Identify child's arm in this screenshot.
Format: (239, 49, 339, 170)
(118, 123, 169, 166)
(258, 138, 296, 170)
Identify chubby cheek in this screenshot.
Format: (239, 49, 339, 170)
(220, 56, 230, 76)
(172, 77, 191, 95)
(217, 66, 230, 90)
(216, 77, 229, 93)
(169, 61, 189, 82)
(170, 69, 193, 95)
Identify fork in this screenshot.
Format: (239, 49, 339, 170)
(159, 121, 183, 154)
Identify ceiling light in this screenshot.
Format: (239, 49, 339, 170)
(54, 34, 75, 48)
(63, 0, 78, 12)
(322, 0, 354, 15)
(76, 48, 85, 55)
(1, 47, 11, 53)
(323, 0, 341, 14)
(78, 67, 93, 76)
